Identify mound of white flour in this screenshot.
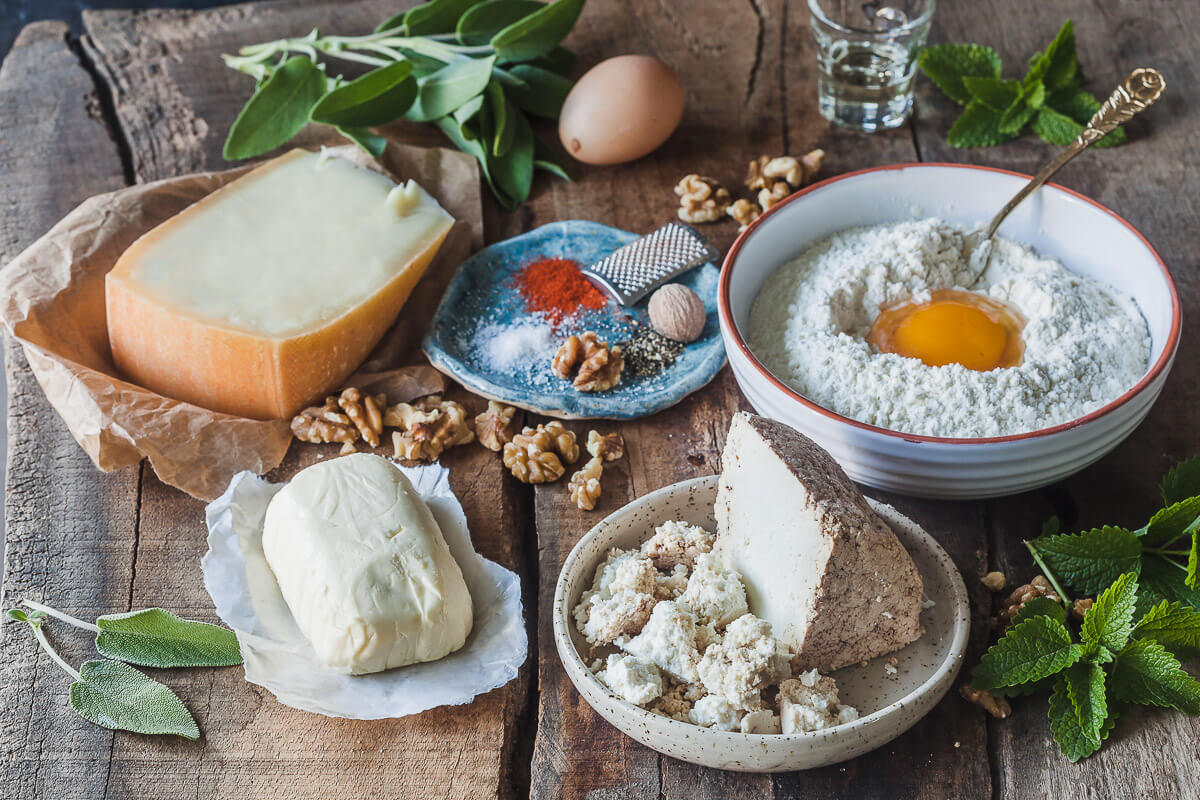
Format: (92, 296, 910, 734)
(747, 219, 1150, 438)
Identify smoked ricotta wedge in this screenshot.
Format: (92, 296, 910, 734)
(105, 149, 454, 420)
(714, 413, 923, 671)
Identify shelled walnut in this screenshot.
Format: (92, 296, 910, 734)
(475, 401, 521, 451)
(996, 575, 1061, 628)
(587, 430, 625, 461)
(337, 387, 384, 447)
(568, 457, 604, 510)
(553, 332, 624, 392)
(757, 180, 790, 212)
(727, 198, 760, 231)
(501, 422, 580, 483)
(291, 396, 360, 445)
(960, 685, 1011, 719)
(674, 174, 731, 223)
(387, 395, 474, 462)
(745, 149, 826, 210)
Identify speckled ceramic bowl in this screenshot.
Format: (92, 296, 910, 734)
(719, 164, 1181, 498)
(553, 475, 970, 772)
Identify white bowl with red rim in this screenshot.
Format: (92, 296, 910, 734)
(718, 163, 1181, 499)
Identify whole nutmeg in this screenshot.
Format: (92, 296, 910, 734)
(647, 283, 706, 343)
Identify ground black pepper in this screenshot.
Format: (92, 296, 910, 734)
(621, 325, 685, 378)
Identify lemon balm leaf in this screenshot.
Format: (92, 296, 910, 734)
(1161, 456, 1200, 505)
(972, 615, 1082, 690)
(1031, 526, 1142, 594)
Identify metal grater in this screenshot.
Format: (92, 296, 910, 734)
(581, 222, 720, 306)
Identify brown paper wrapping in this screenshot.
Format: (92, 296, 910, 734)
(0, 143, 483, 501)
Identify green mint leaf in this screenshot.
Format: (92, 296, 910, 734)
(1141, 495, 1200, 546)
(310, 61, 416, 128)
(457, 0, 544, 46)
(403, 0, 487, 36)
(972, 615, 1082, 690)
(1026, 81, 1046, 109)
(998, 96, 1038, 135)
(504, 64, 573, 118)
(337, 126, 388, 158)
(95, 609, 242, 669)
(1162, 456, 1200, 505)
(1042, 515, 1062, 537)
(1042, 89, 1128, 147)
(918, 43, 1002, 105)
(961, 76, 1020, 111)
(491, 0, 586, 63)
(946, 101, 1019, 148)
(223, 57, 328, 160)
(1110, 638, 1200, 714)
(1048, 673, 1112, 761)
(1031, 526, 1142, 594)
(70, 660, 199, 740)
(1013, 596, 1068, 627)
(1032, 106, 1082, 146)
(1063, 661, 1107, 746)
(1025, 20, 1079, 92)
(1140, 555, 1200, 611)
(533, 133, 571, 181)
(406, 55, 497, 122)
(1081, 572, 1138, 658)
(1133, 600, 1200, 659)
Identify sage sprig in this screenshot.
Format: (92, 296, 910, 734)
(8, 600, 243, 740)
(221, 0, 585, 208)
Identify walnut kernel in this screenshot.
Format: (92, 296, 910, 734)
(587, 430, 625, 461)
(981, 571, 1007, 592)
(573, 333, 624, 392)
(475, 401, 521, 451)
(674, 175, 731, 223)
(502, 439, 566, 484)
(569, 456, 604, 510)
(727, 198, 761, 231)
(291, 397, 360, 445)
(337, 387, 383, 447)
(552, 335, 583, 379)
(387, 395, 473, 462)
(757, 180, 790, 211)
(960, 685, 1011, 719)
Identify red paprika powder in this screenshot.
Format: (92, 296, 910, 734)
(514, 256, 608, 324)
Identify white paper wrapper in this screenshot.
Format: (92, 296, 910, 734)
(201, 462, 526, 719)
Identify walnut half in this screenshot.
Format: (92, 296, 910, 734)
(674, 175, 731, 223)
(501, 422, 580, 483)
(387, 395, 474, 462)
(475, 401, 521, 452)
(552, 332, 624, 393)
(568, 456, 604, 510)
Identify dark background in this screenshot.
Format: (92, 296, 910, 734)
(2, 1, 238, 58)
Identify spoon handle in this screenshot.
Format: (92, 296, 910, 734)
(982, 68, 1167, 241)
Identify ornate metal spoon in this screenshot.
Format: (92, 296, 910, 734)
(967, 67, 1167, 282)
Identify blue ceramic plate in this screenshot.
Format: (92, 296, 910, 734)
(422, 220, 726, 419)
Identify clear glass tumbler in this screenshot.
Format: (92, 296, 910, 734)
(808, 0, 935, 132)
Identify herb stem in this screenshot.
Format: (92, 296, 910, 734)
(1146, 548, 1193, 557)
(21, 600, 101, 633)
(29, 620, 83, 683)
(1023, 540, 1072, 606)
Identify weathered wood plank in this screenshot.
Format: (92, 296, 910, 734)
(915, 0, 1200, 795)
(521, 1, 990, 797)
(0, 20, 133, 800)
(81, 3, 529, 798)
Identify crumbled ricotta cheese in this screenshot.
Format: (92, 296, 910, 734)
(778, 669, 859, 733)
(696, 614, 792, 710)
(689, 695, 741, 731)
(679, 552, 749, 628)
(617, 601, 702, 683)
(649, 678, 705, 722)
(740, 709, 782, 734)
(573, 548, 659, 645)
(747, 219, 1150, 437)
(581, 589, 657, 645)
(641, 520, 716, 569)
(596, 653, 663, 706)
(655, 563, 690, 600)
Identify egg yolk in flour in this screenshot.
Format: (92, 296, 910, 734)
(867, 289, 1025, 371)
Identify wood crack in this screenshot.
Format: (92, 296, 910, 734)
(69, 33, 136, 186)
(744, 0, 765, 104)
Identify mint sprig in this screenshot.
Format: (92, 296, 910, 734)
(919, 20, 1129, 149)
(8, 600, 242, 739)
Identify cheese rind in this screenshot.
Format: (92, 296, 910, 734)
(714, 412, 923, 672)
(105, 149, 454, 419)
(261, 453, 473, 675)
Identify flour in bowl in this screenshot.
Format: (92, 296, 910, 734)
(746, 219, 1150, 438)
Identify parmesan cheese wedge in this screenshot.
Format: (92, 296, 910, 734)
(105, 149, 454, 420)
(714, 413, 923, 672)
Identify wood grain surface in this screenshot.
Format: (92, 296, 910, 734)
(1, 1, 1197, 798)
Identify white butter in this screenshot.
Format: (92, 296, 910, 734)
(126, 150, 453, 337)
(261, 453, 473, 675)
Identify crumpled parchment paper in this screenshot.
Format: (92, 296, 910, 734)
(201, 461, 525, 718)
(0, 143, 482, 500)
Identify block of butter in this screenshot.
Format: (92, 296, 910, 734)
(105, 149, 454, 420)
(262, 453, 474, 675)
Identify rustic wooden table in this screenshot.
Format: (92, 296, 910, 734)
(1, 1, 1196, 798)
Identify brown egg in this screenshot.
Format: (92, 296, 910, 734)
(558, 55, 685, 165)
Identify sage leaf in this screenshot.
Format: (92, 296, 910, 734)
(453, 94, 487, 140)
(488, 107, 534, 208)
(70, 659, 200, 740)
(530, 45, 577, 75)
(310, 61, 416, 127)
(406, 55, 497, 122)
(505, 64, 573, 117)
(374, 11, 409, 33)
(95, 608, 242, 669)
(487, 80, 515, 156)
(404, 0, 487, 36)
(457, 0, 545, 46)
(224, 56, 328, 160)
(338, 126, 388, 158)
(435, 116, 507, 204)
(533, 133, 571, 180)
(491, 0, 585, 62)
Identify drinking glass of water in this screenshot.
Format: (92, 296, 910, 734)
(808, 0, 935, 132)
